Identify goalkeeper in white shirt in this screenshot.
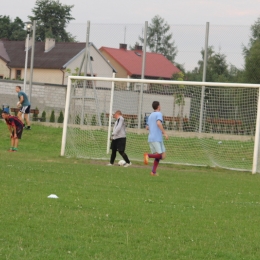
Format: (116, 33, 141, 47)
(108, 110, 132, 167)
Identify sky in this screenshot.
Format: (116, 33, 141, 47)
(2, 0, 260, 71)
(2, 0, 259, 25)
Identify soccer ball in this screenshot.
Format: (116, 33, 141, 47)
(118, 160, 126, 166)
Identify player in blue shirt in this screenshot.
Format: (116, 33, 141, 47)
(15, 85, 31, 130)
(144, 101, 168, 176)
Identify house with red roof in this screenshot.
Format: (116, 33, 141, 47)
(100, 44, 180, 90)
(0, 39, 116, 85)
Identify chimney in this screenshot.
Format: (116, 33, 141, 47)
(45, 38, 56, 52)
(135, 45, 142, 51)
(119, 43, 127, 50)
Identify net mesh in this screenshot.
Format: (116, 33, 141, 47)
(63, 77, 259, 172)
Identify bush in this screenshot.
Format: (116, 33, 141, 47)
(91, 115, 97, 126)
(57, 111, 64, 123)
(168, 120, 173, 130)
(32, 107, 39, 121)
(129, 118, 135, 128)
(101, 113, 104, 126)
(84, 115, 88, 125)
(124, 119, 128, 128)
(75, 114, 80, 124)
(50, 110, 55, 123)
(41, 111, 46, 122)
(162, 120, 167, 130)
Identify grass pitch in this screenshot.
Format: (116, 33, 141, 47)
(0, 121, 260, 259)
(65, 127, 254, 171)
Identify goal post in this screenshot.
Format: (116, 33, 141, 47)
(106, 73, 115, 154)
(61, 75, 260, 174)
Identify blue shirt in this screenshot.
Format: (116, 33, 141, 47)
(18, 91, 30, 106)
(147, 111, 163, 142)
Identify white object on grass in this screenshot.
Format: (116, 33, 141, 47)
(118, 160, 126, 166)
(48, 194, 59, 199)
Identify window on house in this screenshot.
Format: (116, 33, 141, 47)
(0, 75, 3, 79)
(16, 70, 21, 79)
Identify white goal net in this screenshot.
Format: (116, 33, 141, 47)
(61, 75, 260, 174)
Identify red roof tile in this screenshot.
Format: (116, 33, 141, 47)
(100, 46, 180, 79)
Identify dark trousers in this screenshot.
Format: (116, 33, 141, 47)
(110, 138, 130, 164)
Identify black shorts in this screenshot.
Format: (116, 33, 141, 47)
(20, 105, 31, 114)
(110, 138, 126, 152)
(12, 127, 23, 139)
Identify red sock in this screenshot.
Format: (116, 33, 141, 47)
(152, 158, 160, 173)
(148, 153, 162, 159)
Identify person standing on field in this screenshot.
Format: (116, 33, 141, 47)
(144, 101, 168, 176)
(15, 85, 31, 130)
(2, 111, 24, 152)
(108, 110, 132, 167)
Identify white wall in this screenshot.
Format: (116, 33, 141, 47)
(0, 80, 191, 121)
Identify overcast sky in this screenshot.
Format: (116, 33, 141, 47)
(2, 0, 260, 71)
(2, 0, 259, 25)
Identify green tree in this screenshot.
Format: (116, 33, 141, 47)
(57, 111, 64, 123)
(138, 15, 177, 63)
(75, 114, 80, 124)
(32, 107, 39, 121)
(100, 113, 105, 126)
(0, 15, 26, 40)
(29, 0, 76, 42)
(186, 46, 230, 82)
(243, 17, 260, 57)
(91, 115, 97, 126)
(243, 17, 260, 83)
(244, 40, 260, 83)
(41, 111, 46, 122)
(50, 110, 55, 122)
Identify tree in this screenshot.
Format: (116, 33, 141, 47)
(138, 15, 177, 63)
(0, 15, 26, 40)
(243, 17, 260, 83)
(243, 17, 260, 57)
(244, 40, 260, 83)
(50, 110, 55, 122)
(29, 0, 76, 42)
(186, 46, 230, 82)
(57, 111, 64, 123)
(41, 111, 46, 122)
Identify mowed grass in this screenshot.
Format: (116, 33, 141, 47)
(66, 127, 254, 170)
(1, 121, 260, 259)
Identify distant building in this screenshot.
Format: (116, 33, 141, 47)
(0, 39, 116, 85)
(100, 43, 180, 91)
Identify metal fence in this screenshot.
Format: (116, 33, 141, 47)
(66, 23, 250, 73)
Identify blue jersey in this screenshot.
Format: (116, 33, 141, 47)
(147, 111, 163, 142)
(18, 91, 30, 106)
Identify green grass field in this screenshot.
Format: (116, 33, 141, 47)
(66, 127, 254, 171)
(1, 121, 260, 259)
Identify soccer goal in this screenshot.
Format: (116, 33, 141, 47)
(61, 75, 260, 174)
